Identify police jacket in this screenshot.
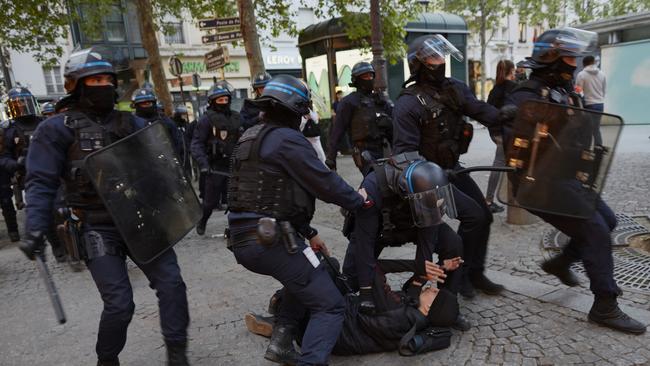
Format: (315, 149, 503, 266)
(326, 91, 393, 161)
(191, 108, 241, 171)
(228, 121, 364, 226)
(25, 105, 145, 233)
(0, 115, 43, 175)
(239, 98, 263, 131)
(392, 78, 500, 168)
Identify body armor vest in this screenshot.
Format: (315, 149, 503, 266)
(349, 92, 392, 152)
(205, 110, 241, 168)
(513, 79, 583, 108)
(400, 83, 472, 169)
(62, 111, 135, 211)
(228, 123, 315, 221)
(14, 117, 41, 158)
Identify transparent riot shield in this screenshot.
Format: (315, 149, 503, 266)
(84, 122, 202, 263)
(497, 100, 622, 219)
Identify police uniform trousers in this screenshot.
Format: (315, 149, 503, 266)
(532, 197, 619, 297)
(0, 175, 18, 234)
(83, 225, 189, 361)
(451, 169, 493, 278)
(230, 220, 345, 366)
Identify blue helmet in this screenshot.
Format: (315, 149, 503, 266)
(252, 71, 272, 89)
(131, 87, 156, 105)
(5, 86, 39, 119)
(351, 62, 375, 83)
(41, 102, 56, 116)
(522, 27, 598, 69)
(174, 105, 188, 115)
(64, 47, 116, 93)
(207, 82, 231, 101)
(249, 74, 311, 116)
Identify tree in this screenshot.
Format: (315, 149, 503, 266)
(439, 0, 513, 100)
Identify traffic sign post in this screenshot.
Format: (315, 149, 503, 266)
(169, 55, 187, 112)
(201, 31, 243, 45)
(205, 47, 230, 72)
(198, 16, 241, 30)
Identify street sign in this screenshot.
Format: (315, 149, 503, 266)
(192, 73, 202, 88)
(201, 31, 243, 45)
(198, 16, 241, 30)
(205, 47, 230, 72)
(169, 56, 183, 77)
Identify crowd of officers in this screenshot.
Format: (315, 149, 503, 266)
(0, 26, 645, 366)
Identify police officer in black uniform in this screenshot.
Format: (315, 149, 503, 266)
(191, 82, 241, 235)
(19, 47, 191, 365)
(0, 87, 66, 257)
(131, 87, 183, 155)
(228, 75, 368, 365)
(325, 62, 393, 175)
(172, 105, 193, 178)
(240, 71, 272, 131)
(342, 153, 468, 329)
(504, 27, 645, 334)
(392, 34, 505, 298)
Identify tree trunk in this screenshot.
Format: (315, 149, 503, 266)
(237, 0, 265, 78)
(134, 0, 173, 116)
(370, 0, 388, 93)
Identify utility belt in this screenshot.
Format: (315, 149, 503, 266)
(228, 217, 300, 255)
(55, 208, 121, 263)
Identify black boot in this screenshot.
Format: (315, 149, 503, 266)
(97, 359, 120, 366)
(541, 254, 580, 287)
(8, 231, 20, 242)
(264, 324, 299, 365)
(195, 218, 206, 236)
(165, 340, 190, 366)
(245, 312, 275, 338)
(452, 314, 472, 331)
(588, 296, 646, 334)
(359, 287, 376, 315)
(470, 273, 504, 295)
(460, 271, 476, 299)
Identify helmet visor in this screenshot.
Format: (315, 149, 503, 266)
(537, 27, 598, 56)
(416, 35, 464, 65)
(407, 183, 456, 227)
(7, 95, 39, 119)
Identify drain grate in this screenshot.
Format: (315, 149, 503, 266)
(541, 214, 650, 294)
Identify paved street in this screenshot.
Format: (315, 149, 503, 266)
(1, 125, 649, 365)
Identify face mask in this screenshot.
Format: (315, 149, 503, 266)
(79, 85, 116, 116)
(547, 59, 577, 89)
(355, 78, 374, 94)
(136, 105, 157, 118)
(211, 102, 230, 113)
(421, 63, 446, 85)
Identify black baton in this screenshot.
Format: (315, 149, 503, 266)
(35, 253, 66, 324)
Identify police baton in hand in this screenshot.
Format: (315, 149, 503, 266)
(35, 253, 67, 324)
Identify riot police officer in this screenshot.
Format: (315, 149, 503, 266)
(325, 62, 393, 175)
(172, 105, 193, 178)
(228, 74, 367, 365)
(504, 27, 645, 334)
(392, 35, 505, 298)
(342, 153, 467, 329)
(41, 101, 56, 117)
(0, 117, 19, 242)
(0, 87, 66, 255)
(19, 47, 191, 365)
(131, 87, 183, 155)
(240, 71, 272, 130)
(191, 82, 241, 235)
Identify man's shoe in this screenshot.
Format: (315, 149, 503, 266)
(8, 231, 20, 242)
(264, 324, 299, 365)
(97, 360, 120, 366)
(487, 202, 504, 213)
(452, 314, 472, 331)
(541, 254, 580, 287)
(460, 277, 476, 299)
(245, 313, 274, 338)
(165, 340, 190, 366)
(195, 220, 206, 236)
(470, 273, 504, 295)
(588, 296, 646, 334)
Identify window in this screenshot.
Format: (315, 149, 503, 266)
(43, 66, 64, 94)
(164, 22, 185, 44)
(518, 22, 527, 43)
(105, 6, 127, 42)
(533, 25, 544, 43)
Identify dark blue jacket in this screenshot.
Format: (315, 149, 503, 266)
(229, 126, 364, 223)
(392, 78, 500, 155)
(25, 110, 145, 233)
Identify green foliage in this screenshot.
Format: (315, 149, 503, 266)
(439, 0, 513, 41)
(515, 0, 650, 27)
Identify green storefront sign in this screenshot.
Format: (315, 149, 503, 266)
(182, 61, 240, 74)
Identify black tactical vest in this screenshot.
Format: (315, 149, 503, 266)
(513, 79, 583, 108)
(13, 116, 42, 158)
(205, 109, 241, 168)
(399, 83, 471, 169)
(62, 110, 135, 211)
(228, 123, 315, 221)
(349, 92, 392, 152)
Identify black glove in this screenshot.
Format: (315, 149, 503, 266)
(498, 105, 518, 127)
(20, 231, 46, 260)
(325, 158, 336, 171)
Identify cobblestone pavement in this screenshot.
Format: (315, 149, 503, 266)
(0, 125, 649, 365)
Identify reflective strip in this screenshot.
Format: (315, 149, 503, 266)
(78, 61, 113, 69)
(266, 81, 308, 100)
(353, 65, 374, 75)
(405, 161, 424, 193)
(133, 95, 155, 101)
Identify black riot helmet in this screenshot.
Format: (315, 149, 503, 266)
(5, 86, 40, 119)
(252, 71, 272, 89)
(406, 34, 464, 78)
(350, 61, 374, 84)
(521, 27, 597, 69)
(63, 46, 117, 94)
(386, 153, 457, 227)
(41, 102, 56, 117)
(250, 74, 311, 117)
(131, 87, 157, 105)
